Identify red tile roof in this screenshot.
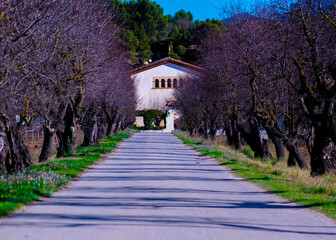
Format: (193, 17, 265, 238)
(131, 58, 203, 75)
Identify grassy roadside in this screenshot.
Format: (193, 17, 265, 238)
(175, 133, 336, 219)
(0, 130, 132, 218)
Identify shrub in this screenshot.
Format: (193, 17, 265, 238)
(137, 109, 166, 130)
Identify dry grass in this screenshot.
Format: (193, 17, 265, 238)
(25, 139, 44, 164)
(174, 130, 336, 218)
(177, 130, 336, 190)
(24, 130, 85, 164)
(218, 144, 336, 196)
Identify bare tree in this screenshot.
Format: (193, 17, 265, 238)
(177, 0, 336, 174)
(0, 0, 136, 172)
(278, 0, 336, 174)
(0, 0, 54, 172)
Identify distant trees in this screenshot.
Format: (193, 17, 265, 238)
(166, 16, 224, 65)
(111, 0, 168, 64)
(176, 0, 336, 175)
(0, 0, 136, 174)
(110, 0, 224, 65)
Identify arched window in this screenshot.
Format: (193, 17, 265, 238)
(161, 79, 165, 88)
(155, 79, 159, 88)
(167, 79, 172, 88)
(173, 79, 178, 88)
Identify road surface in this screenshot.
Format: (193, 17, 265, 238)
(0, 132, 335, 239)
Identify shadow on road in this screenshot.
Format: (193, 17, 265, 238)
(2, 132, 336, 238)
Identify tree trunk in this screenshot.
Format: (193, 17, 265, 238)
(237, 117, 272, 159)
(121, 117, 127, 131)
(0, 114, 32, 173)
(39, 126, 55, 162)
(106, 121, 114, 136)
(105, 111, 117, 136)
(209, 119, 217, 140)
(225, 115, 242, 149)
(285, 139, 307, 169)
(0, 131, 7, 174)
(82, 133, 90, 147)
(119, 117, 126, 132)
(268, 132, 285, 159)
(225, 123, 234, 146)
(97, 120, 106, 140)
(311, 128, 336, 175)
(82, 123, 98, 147)
(56, 128, 72, 158)
(82, 116, 98, 147)
(189, 126, 195, 137)
(231, 119, 241, 150)
(114, 119, 121, 135)
(288, 143, 307, 168)
(203, 118, 209, 140)
(56, 107, 75, 157)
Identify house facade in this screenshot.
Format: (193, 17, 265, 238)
(131, 57, 202, 111)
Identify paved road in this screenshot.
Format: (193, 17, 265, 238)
(0, 132, 335, 239)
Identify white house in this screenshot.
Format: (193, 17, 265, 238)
(131, 57, 202, 130)
(131, 57, 202, 111)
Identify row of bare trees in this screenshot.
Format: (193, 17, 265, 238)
(176, 0, 336, 176)
(0, 0, 136, 174)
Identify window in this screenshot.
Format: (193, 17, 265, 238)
(153, 77, 180, 89)
(173, 79, 178, 88)
(167, 79, 172, 88)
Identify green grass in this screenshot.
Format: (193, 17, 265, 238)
(0, 131, 132, 217)
(176, 134, 336, 219)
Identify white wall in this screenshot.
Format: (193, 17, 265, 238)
(165, 109, 175, 132)
(132, 63, 193, 110)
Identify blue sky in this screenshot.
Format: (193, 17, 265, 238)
(153, 0, 224, 21)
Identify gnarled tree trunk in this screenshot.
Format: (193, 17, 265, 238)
(237, 117, 272, 159)
(0, 114, 32, 173)
(114, 117, 122, 135)
(209, 118, 217, 140)
(311, 126, 336, 175)
(104, 108, 117, 136)
(231, 118, 241, 150)
(57, 106, 77, 157)
(188, 126, 195, 137)
(39, 126, 56, 162)
(285, 139, 307, 169)
(225, 116, 242, 149)
(203, 117, 209, 140)
(0, 132, 8, 175)
(82, 115, 98, 147)
(224, 122, 234, 146)
(97, 119, 106, 140)
(106, 121, 114, 136)
(267, 131, 285, 160)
